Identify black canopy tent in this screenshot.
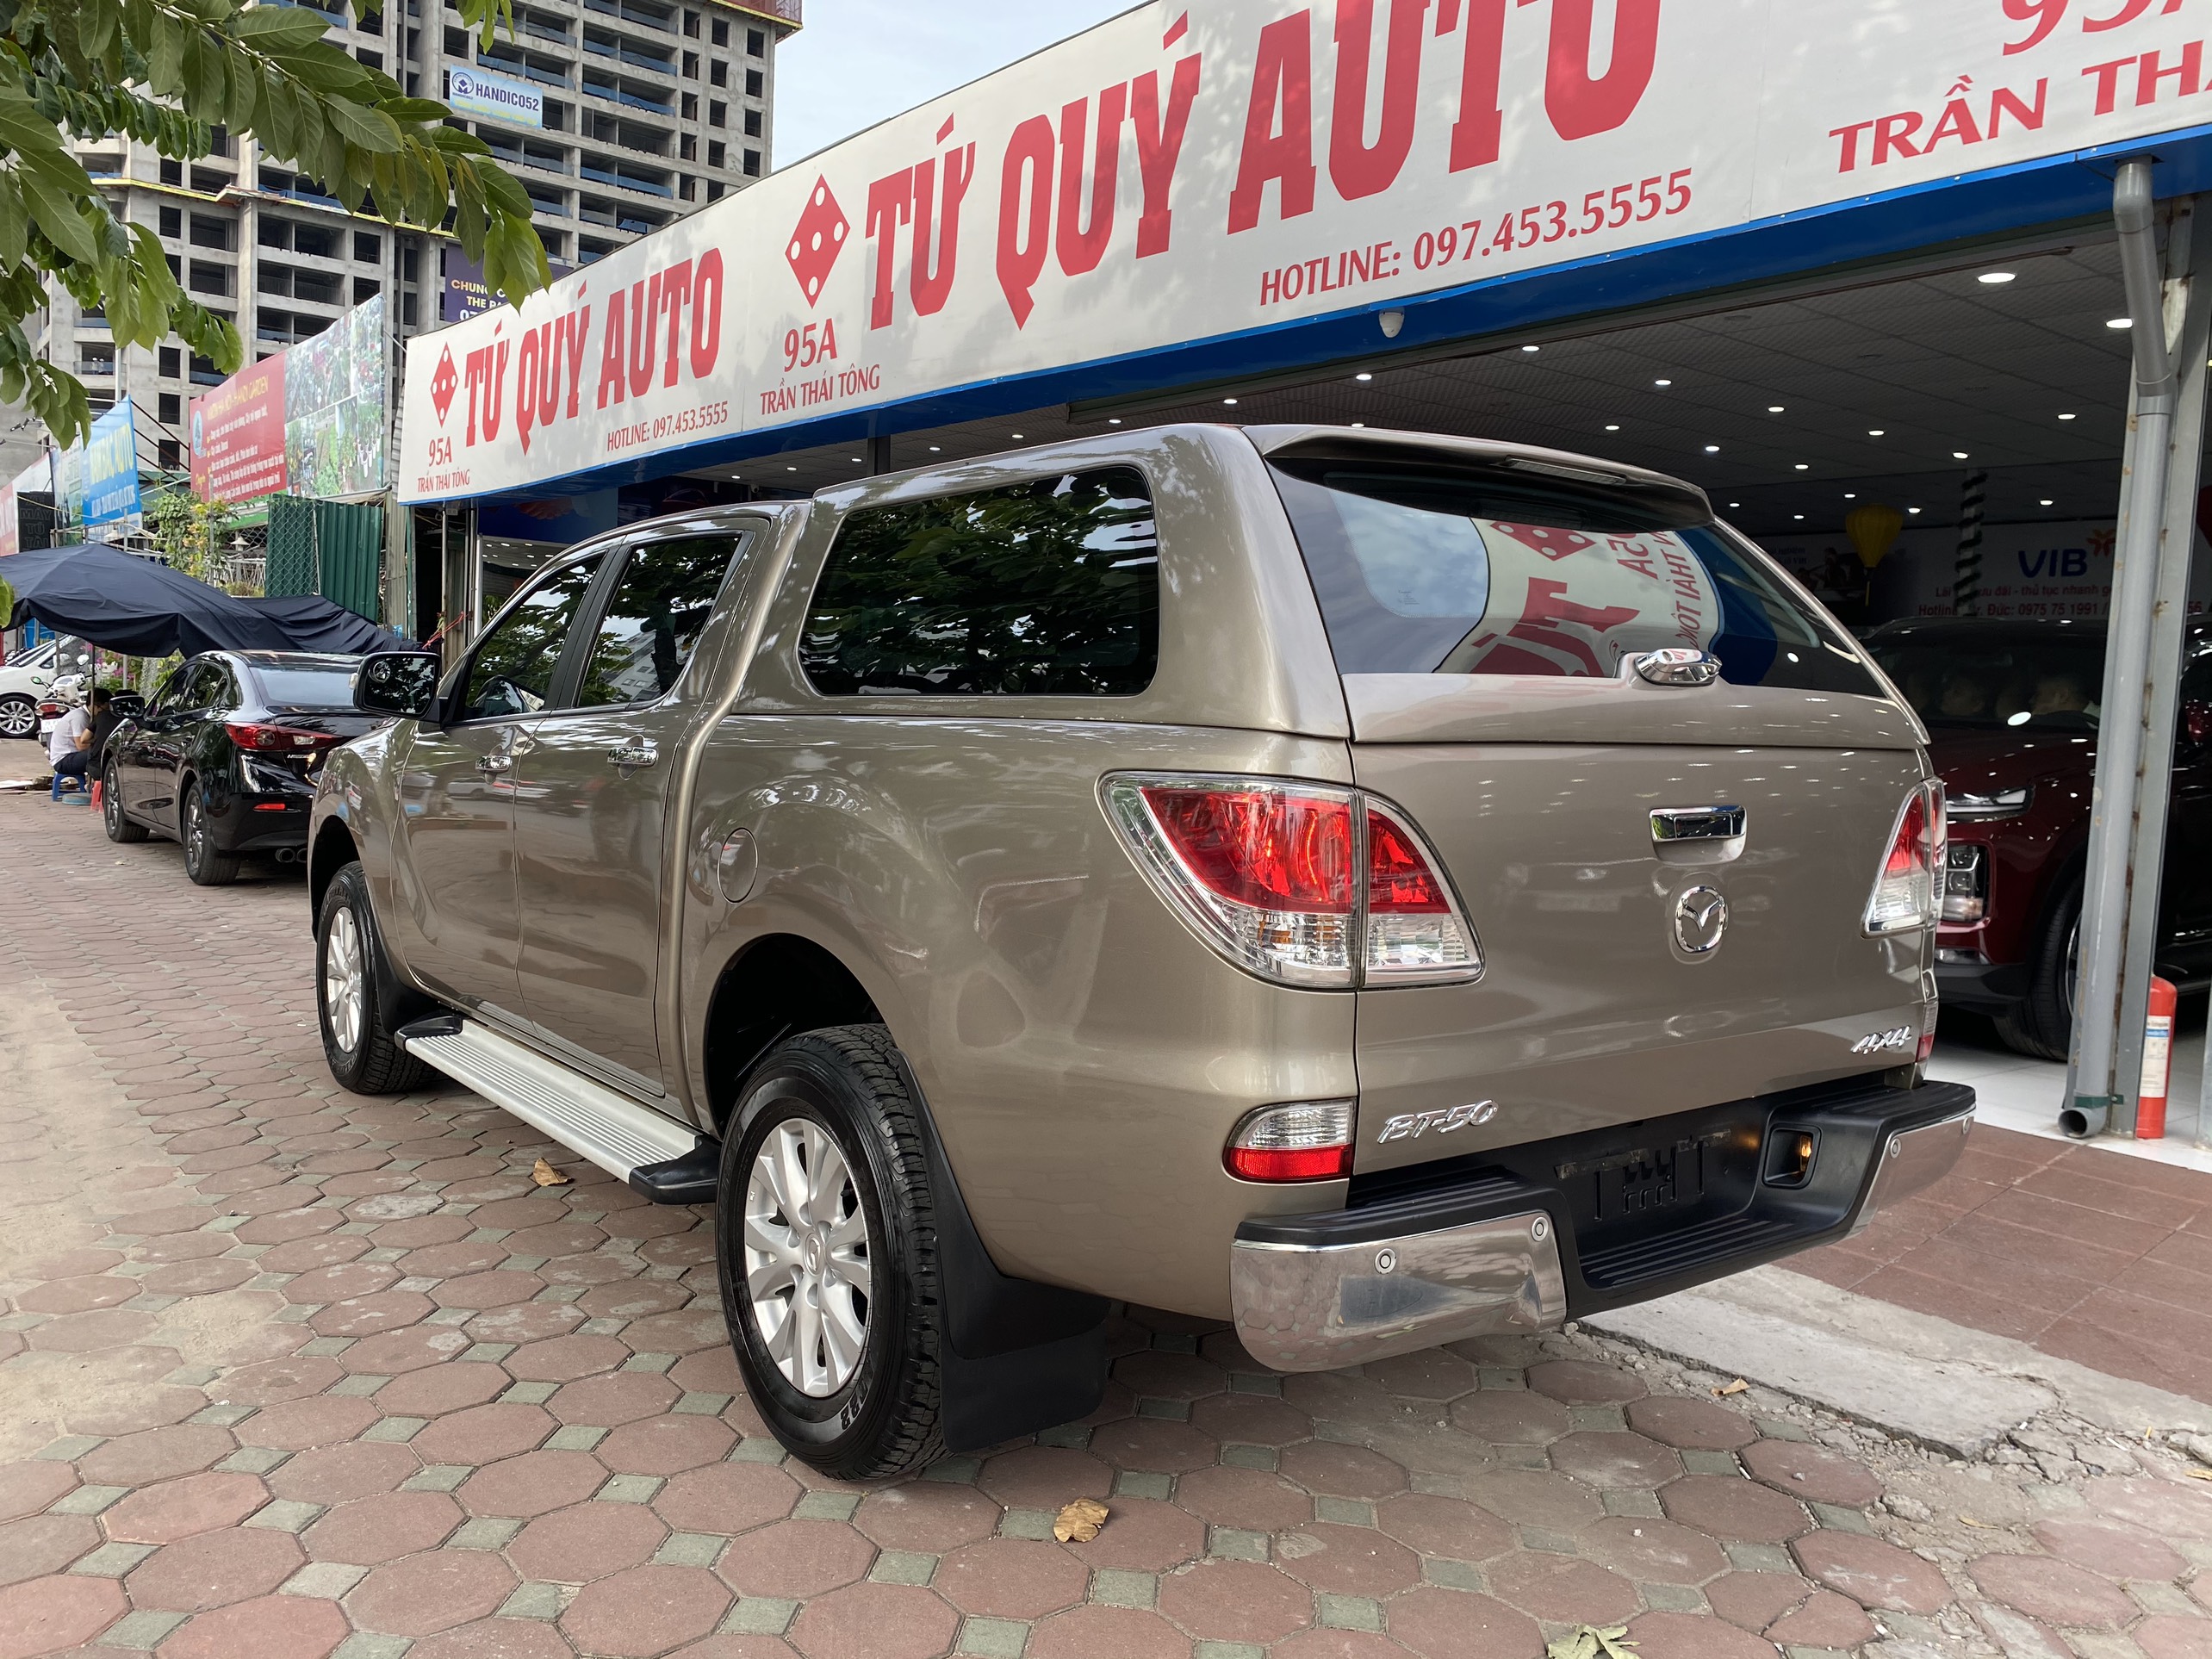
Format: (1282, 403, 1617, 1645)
(3, 543, 409, 659)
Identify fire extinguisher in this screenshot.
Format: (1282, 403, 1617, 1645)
(2138, 975, 2177, 1140)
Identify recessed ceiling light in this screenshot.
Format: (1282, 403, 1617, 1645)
(1729, 500, 1741, 506)
(1355, 372, 1373, 382)
(1768, 405, 1784, 413)
(1793, 513, 1805, 520)
(2041, 498, 2055, 506)
(1222, 398, 1238, 406)
(1605, 423, 1620, 432)
(1654, 378, 1673, 387)
(1909, 506, 1923, 513)
(1521, 345, 1539, 353)
(1978, 271, 2016, 284)
(851, 457, 863, 463)
(2108, 317, 2132, 329)
(1012, 433, 1024, 439)
(2058, 413, 2076, 420)
(1703, 444, 1719, 453)
(929, 445, 941, 451)
(1844, 492, 1856, 499)
(1794, 463, 1809, 470)
(1351, 421, 1365, 427)
(1107, 418, 1122, 426)
(1953, 450, 1969, 459)
(786, 465, 797, 471)
(1867, 429, 1885, 437)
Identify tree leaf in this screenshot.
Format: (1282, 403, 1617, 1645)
(319, 93, 401, 153)
(227, 6, 329, 47)
(20, 174, 100, 264)
(0, 174, 25, 270)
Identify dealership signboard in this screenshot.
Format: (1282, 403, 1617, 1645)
(192, 297, 388, 506)
(446, 65, 543, 128)
(398, 0, 2212, 504)
(52, 400, 141, 537)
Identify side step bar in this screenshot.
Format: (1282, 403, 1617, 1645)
(398, 1014, 710, 1197)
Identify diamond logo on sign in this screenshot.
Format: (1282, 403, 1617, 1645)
(431, 345, 458, 426)
(786, 177, 848, 308)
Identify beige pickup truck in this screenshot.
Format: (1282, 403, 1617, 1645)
(308, 426, 1973, 1477)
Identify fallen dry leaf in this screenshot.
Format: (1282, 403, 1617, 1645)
(1053, 1498, 1109, 1543)
(1958, 1516, 1998, 1528)
(1712, 1378, 1749, 1397)
(2186, 1469, 2212, 1483)
(531, 1159, 573, 1188)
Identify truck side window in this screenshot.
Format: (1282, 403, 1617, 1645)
(573, 535, 737, 708)
(800, 467, 1159, 697)
(460, 555, 602, 721)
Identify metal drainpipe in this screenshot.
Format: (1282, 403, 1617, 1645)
(2066, 157, 2179, 1139)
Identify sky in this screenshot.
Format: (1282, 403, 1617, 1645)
(771, 0, 1134, 168)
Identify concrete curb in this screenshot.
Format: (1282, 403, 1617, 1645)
(1582, 1264, 2212, 1458)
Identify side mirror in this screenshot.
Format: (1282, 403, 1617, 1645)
(356, 651, 443, 719)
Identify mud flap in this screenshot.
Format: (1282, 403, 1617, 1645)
(889, 1054, 1110, 1453)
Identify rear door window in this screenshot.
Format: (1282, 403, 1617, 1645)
(801, 467, 1159, 697)
(572, 534, 738, 708)
(1271, 456, 1880, 694)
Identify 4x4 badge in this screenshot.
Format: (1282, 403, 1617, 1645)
(1673, 885, 1730, 954)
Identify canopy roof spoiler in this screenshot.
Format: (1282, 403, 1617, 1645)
(1243, 425, 1716, 529)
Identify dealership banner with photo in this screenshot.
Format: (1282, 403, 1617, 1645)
(1765, 521, 2212, 624)
(396, 0, 2212, 503)
(193, 297, 388, 506)
(51, 400, 142, 538)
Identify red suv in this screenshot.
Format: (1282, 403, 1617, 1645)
(1865, 616, 2212, 1059)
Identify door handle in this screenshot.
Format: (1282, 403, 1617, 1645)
(476, 752, 513, 774)
(607, 741, 657, 769)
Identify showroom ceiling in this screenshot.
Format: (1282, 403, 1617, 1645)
(695, 229, 2151, 537)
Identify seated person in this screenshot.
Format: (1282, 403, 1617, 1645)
(1938, 671, 1992, 720)
(2031, 673, 2092, 718)
(47, 698, 90, 799)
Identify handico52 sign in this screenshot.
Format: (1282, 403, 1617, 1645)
(399, 0, 2212, 503)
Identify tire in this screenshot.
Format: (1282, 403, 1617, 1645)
(0, 696, 34, 742)
(718, 1026, 946, 1480)
(316, 861, 434, 1095)
(1994, 878, 2081, 1062)
(181, 784, 242, 886)
(103, 760, 147, 842)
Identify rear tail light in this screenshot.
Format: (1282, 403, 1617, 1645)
(227, 722, 339, 754)
(1103, 774, 1482, 989)
(1225, 1101, 1354, 1182)
(1863, 780, 1946, 935)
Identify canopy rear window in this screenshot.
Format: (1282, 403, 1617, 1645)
(1270, 457, 1880, 695)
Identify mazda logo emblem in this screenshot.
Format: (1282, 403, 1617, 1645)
(1673, 885, 1730, 954)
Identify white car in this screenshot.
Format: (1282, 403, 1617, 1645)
(0, 638, 68, 741)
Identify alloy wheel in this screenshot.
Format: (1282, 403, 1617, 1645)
(323, 906, 366, 1055)
(0, 699, 33, 741)
(185, 797, 207, 873)
(103, 769, 123, 834)
(742, 1118, 873, 1397)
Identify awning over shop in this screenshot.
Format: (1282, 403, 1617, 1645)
(2, 544, 408, 658)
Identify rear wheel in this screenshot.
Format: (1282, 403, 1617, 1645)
(718, 1026, 945, 1480)
(182, 786, 241, 886)
(316, 861, 433, 1094)
(1994, 879, 2081, 1062)
(0, 696, 34, 742)
(103, 760, 146, 842)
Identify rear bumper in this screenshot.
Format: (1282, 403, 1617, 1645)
(1230, 1077, 1973, 1372)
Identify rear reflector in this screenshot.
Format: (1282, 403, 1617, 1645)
(1225, 1100, 1354, 1182)
(1103, 774, 1482, 990)
(1863, 780, 1946, 935)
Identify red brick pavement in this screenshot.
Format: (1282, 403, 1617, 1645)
(1787, 1123, 2212, 1403)
(0, 790, 2209, 1659)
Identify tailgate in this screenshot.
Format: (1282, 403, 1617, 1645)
(1352, 724, 1929, 1174)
